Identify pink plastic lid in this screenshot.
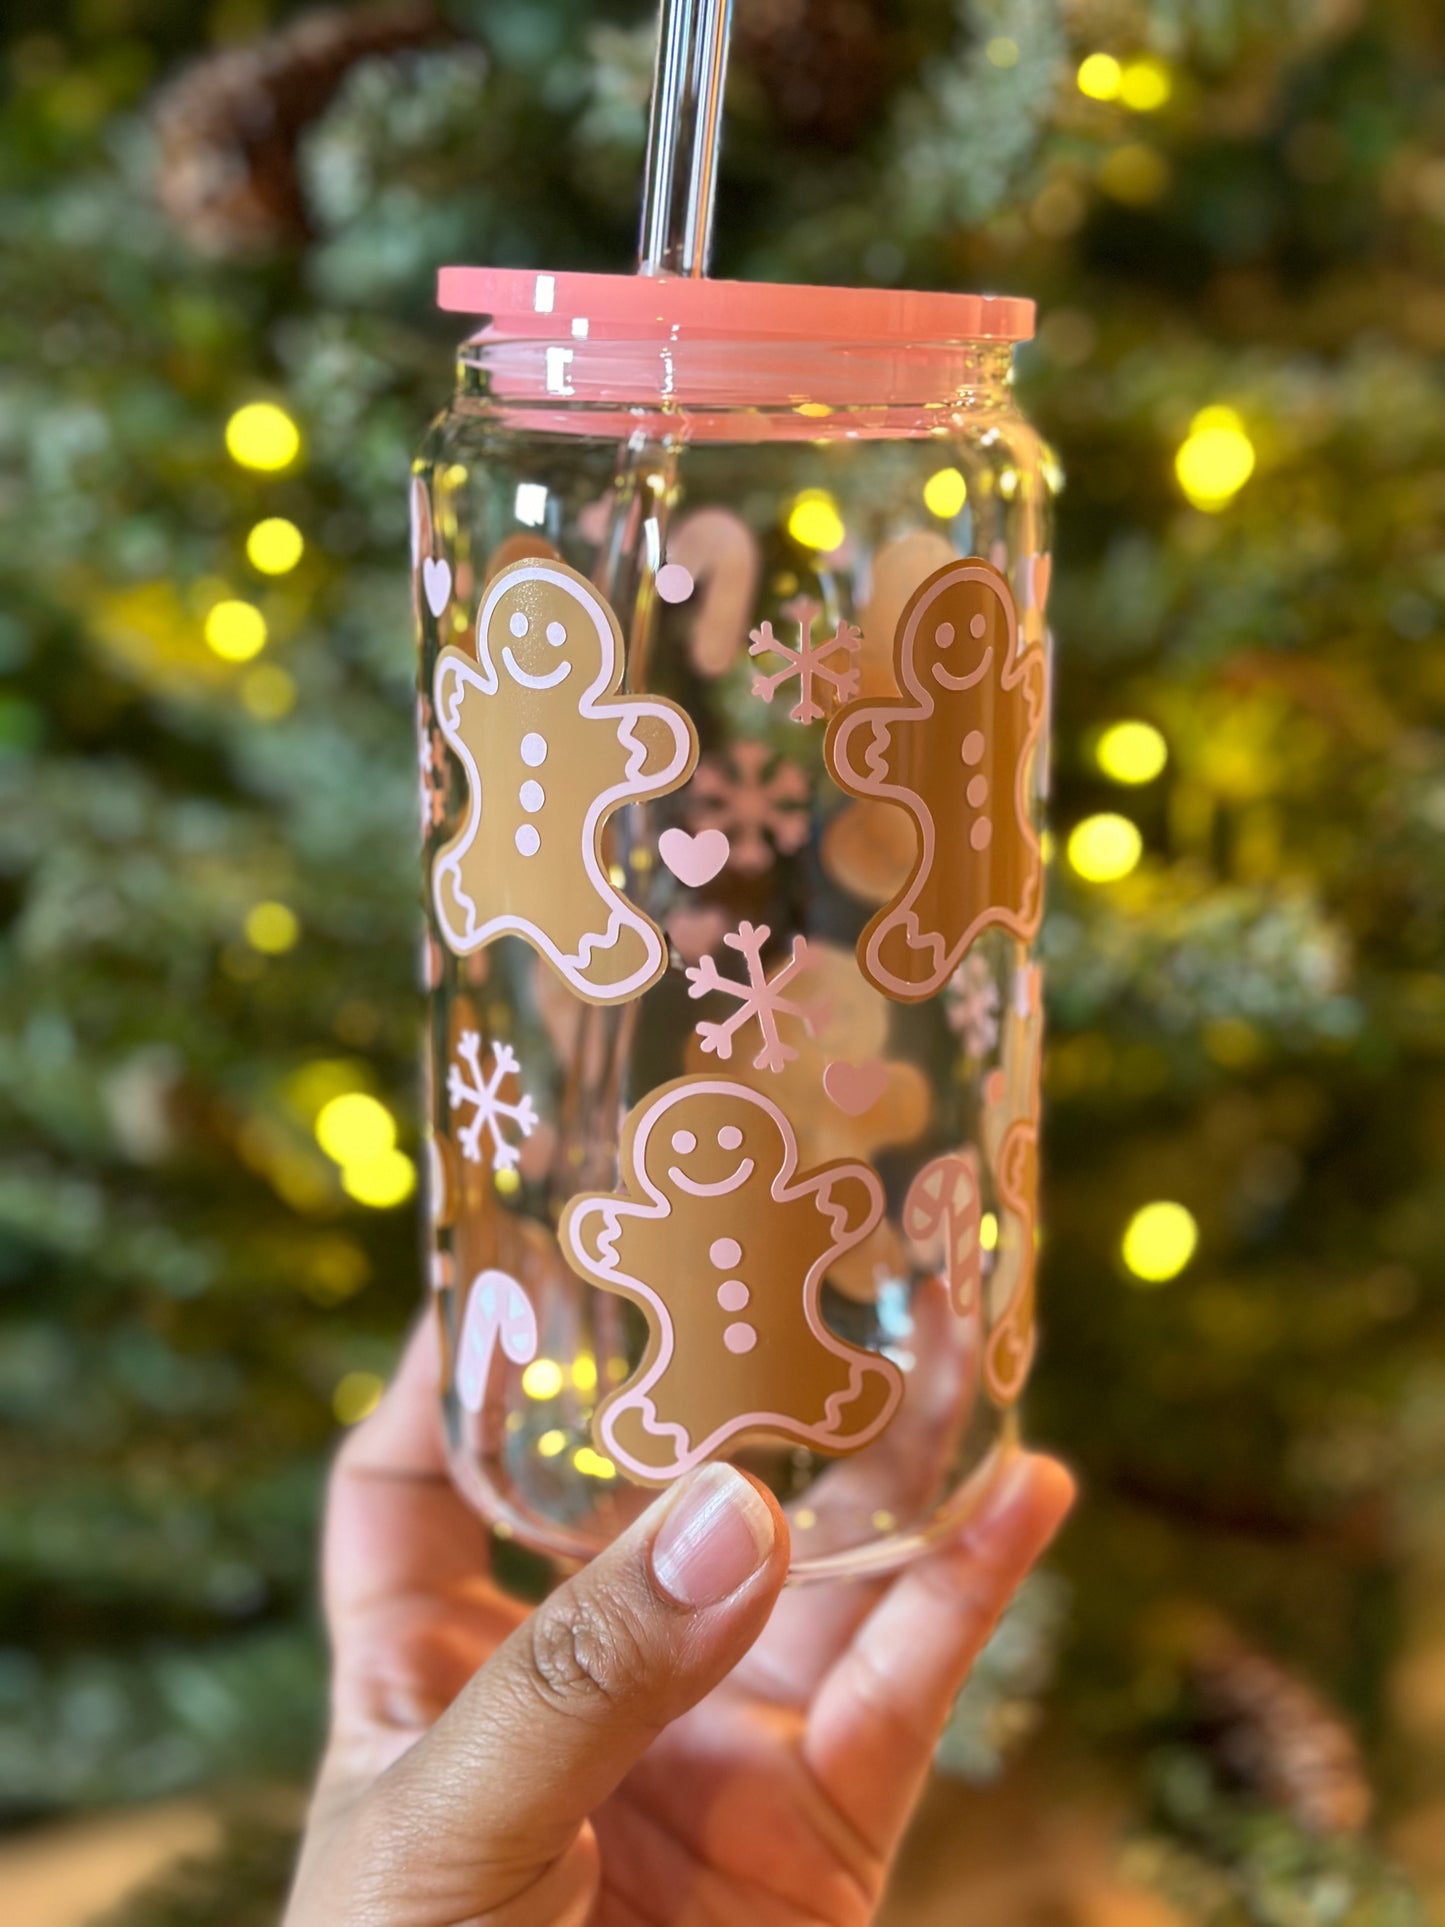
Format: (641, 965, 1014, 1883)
(437, 267, 1034, 344)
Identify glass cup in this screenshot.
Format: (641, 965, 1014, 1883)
(414, 270, 1054, 1579)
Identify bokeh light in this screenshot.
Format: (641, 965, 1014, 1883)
(522, 1358, 564, 1400)
(240, 664, 297, 720)
(1119, 58, 1171, 111)
(1121, 1202, 1199, 1283)
(246, 517, 304, 574)
(204, 599, 267, 662)
(572, 1354, 599, 1394)
(923, 467, 968, 518)
(573, 1445, 616, 1479)
(786, 489, 845, 551)
(537, 1429, 567, 1458)
(340, 1151, 416, 1209)
(315, 1093, 395, 1165)
(332, 1371, 384, 1425)
(225, 402, 301, 472)
(1067, 813, 1143, 881)
(1096, 720, 1168, 784)
(244, 900, 299, 954)
(1175, 406, 1256, 510)
(1076, 52, 1122, 100)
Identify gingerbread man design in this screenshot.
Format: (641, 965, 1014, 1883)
(431, 559, 698, 1003)
(560, 1078, 903, 1484)
(981, 960, 1044, 1405)
(825, 558, 1047, 1003)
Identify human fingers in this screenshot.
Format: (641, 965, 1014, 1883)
(804, 1452, 1074, 1863)
(738, 1273, 981, 1706)
(294, 1464, 790, 1926)
(323, 1316, 494, 1629)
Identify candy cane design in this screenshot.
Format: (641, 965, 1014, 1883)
(455, 1268, 538, 1414)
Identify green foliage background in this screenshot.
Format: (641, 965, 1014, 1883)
(1, 1, 1442, 1918)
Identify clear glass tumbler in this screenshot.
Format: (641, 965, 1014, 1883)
(414, 270, 1054, 1578)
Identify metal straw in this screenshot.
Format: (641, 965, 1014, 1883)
(638, 0, 735, 277)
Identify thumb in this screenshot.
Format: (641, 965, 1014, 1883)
(349, 1464, 787, 1922)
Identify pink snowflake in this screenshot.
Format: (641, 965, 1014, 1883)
(685, 920, 821, 1073)
(749, 596, 862, 723)
(687, 742, 811, 874)
(946, 952, 1001, 1059)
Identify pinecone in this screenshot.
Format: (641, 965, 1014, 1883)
(734, 0, 890, 147)
(152, 1, 453, 254)
(1187, 1621, 1373, 1836)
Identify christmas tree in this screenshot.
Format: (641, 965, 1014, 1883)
(2, 1, 1441, 1919)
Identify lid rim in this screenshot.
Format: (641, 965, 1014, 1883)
(437, 267, 1034, 344)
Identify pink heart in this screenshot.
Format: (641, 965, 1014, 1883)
(659, 826, 730, 888)
(422, 556, 452, 618)
(823, 1058, 888, 1116)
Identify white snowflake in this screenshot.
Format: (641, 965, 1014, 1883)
(685, 920, 820, 1073)
(687, 742, 811, 874)
(946, 953, 1001, 1059)
(749, 596, 863, 723)
(447, 1032, 539, 1172)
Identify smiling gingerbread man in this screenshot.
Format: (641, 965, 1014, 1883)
(431, 558, 697, 1003)
(560, 1078, 903, 1484)
(825, 557, 1047, 1003)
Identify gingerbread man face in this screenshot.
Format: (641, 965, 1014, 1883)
(826, 558, 1047, 1003)
(431, 559, 698, 1004)
(560, 1077, 903, 1485)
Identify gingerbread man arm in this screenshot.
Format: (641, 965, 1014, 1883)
(604, 698, 697, 797)
(433, 644, 496, 745)
(559, 1194, 632, 1282)
(826, 703, 901, 799)
(810, 1164, 885, 1249)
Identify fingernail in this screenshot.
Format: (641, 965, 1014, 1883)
(651, 1465, 776, 1608)
(978, 1451, 1075, 1533)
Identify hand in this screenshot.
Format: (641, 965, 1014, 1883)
(285, 1316, 1073, 1926)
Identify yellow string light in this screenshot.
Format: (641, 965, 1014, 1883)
(204, 599, 267, 662)
(521, 1358, 564, 1400)
(571, 1354, 599, 1394)
(573, 1445, 617, 1479)
(225, 402, 301, 472)
(340, 1150, 416, 1209)
(786, 489, 846, 552)
(315, 1093, 396, 1165)
(537, 1429, 567, 1458)
(1119, 58, 1172, 111)
(1096, 720, 1168, 784)
(1175, 406, 1256, 510)
(1077, 52, 1122, 100)
(332, 1371, 384, 1425)
(240, 665, 296, 719)
(1067, 813, 1143, 881)
(244, 900, 299, 954)
(246, 517, 304, 575)
(1121, 1202, 1198, 1283)
(923, 467, 968, 518)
